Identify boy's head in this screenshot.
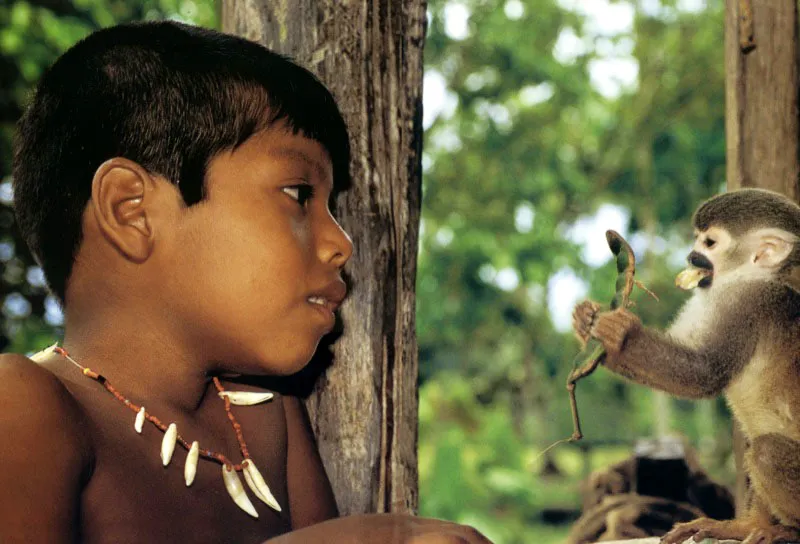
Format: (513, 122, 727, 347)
(13, 21, 350, 302)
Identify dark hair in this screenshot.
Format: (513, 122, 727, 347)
(693, 188, 800, 236)
(13, 21, 350, 302)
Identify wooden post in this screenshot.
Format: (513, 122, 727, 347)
(724, 0, 800, 510)
(221, 1, 425, 515)
(725, 0, 799, 197)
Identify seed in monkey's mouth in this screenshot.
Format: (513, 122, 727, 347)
(675, 267, 713, 290)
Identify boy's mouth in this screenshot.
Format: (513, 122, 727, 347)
(307, 296, 338, 312)
(306, 280, 347, 313)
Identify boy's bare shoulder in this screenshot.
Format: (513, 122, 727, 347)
(0, 351, 93, 459)
(0, 353, 92, 541)
(0, 352, 89, 421)
(0, 352, 93, 476)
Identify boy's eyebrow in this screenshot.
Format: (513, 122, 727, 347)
(267, 147, 330, 181)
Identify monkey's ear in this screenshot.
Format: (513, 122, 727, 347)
(752, 228, 797, 268)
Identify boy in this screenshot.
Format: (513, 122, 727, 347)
(2, 21, 489, 543)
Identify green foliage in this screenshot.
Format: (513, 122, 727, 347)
(420, 374, 571, 543)
(420, 0, 726, 380)
(419, 0, 732, 539)
(419, 372, 637, 543)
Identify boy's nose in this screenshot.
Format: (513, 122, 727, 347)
(320, 215, 353, 269)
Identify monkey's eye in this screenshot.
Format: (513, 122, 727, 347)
(704, 238, 716, 248)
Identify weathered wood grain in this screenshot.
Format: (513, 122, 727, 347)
(725, 0, 799, 198)
(724, 0, 799, 511)
(221, 0, 425, 515)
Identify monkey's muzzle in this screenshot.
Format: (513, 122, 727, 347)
(675, 267, 712, 290)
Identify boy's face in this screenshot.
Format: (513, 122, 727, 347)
(160, 126, 352, 375)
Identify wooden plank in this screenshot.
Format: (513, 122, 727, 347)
(221, 1, 425, 515)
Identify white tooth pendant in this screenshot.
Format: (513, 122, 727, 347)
(29, 343, 59, 363)
(222, 464, 259, 518)
(134, 407, 146, 434)
(161, 423, 178, 466)
(242, 459, 282, 512)
(217, 391, 274, 406)
(184, 441, 199, 486)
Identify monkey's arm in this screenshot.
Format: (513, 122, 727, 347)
(578, 305, 755, 399)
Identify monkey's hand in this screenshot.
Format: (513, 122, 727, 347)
(661, 517, 800, 544)
(588, 307, 642, 359)
(572, 300, 602, 347)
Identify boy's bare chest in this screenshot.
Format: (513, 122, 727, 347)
(71, 384, 291, 543)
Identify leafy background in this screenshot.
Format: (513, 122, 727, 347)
(0, 1, 731, 542)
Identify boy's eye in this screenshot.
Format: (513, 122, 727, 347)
(282, 184, 315, 207)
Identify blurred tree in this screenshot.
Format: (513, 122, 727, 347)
(418, 0, 731, 539)
(420, 0, 725, 438)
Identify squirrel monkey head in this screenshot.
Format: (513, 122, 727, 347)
(676, 189, 800, 291)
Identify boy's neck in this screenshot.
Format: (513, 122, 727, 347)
(61, 305, 214, 414)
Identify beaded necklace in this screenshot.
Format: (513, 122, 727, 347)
(32, 344, 281, 519)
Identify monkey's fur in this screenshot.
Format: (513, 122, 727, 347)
(573, 188, 800, 544)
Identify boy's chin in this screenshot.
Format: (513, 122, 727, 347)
(265, 360, 312, 377)
(221, 337, 324, 377)
(251, 348, 319, 377)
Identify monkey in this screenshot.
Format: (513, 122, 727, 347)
(572, 188, 800, 544)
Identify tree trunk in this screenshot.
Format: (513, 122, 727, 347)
(221, 1, 426, 515)
(725, 0, 799, 196)
(724, 0, 799, 511)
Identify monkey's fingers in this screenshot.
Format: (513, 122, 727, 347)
(741, 530, 787, 544)
(571, 322, 592, 347)
(590, 309, 640, 358)
(572, 301, 600, 324)
(572, 300, 600, 321)
(572, 301, 601, 346)
(661, 518, 778, 544)
(660, 519, 716, 544)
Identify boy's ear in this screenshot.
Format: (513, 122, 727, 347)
(90, 158, 156, 263)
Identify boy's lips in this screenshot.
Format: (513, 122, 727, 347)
(307, 280, 347, 313)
